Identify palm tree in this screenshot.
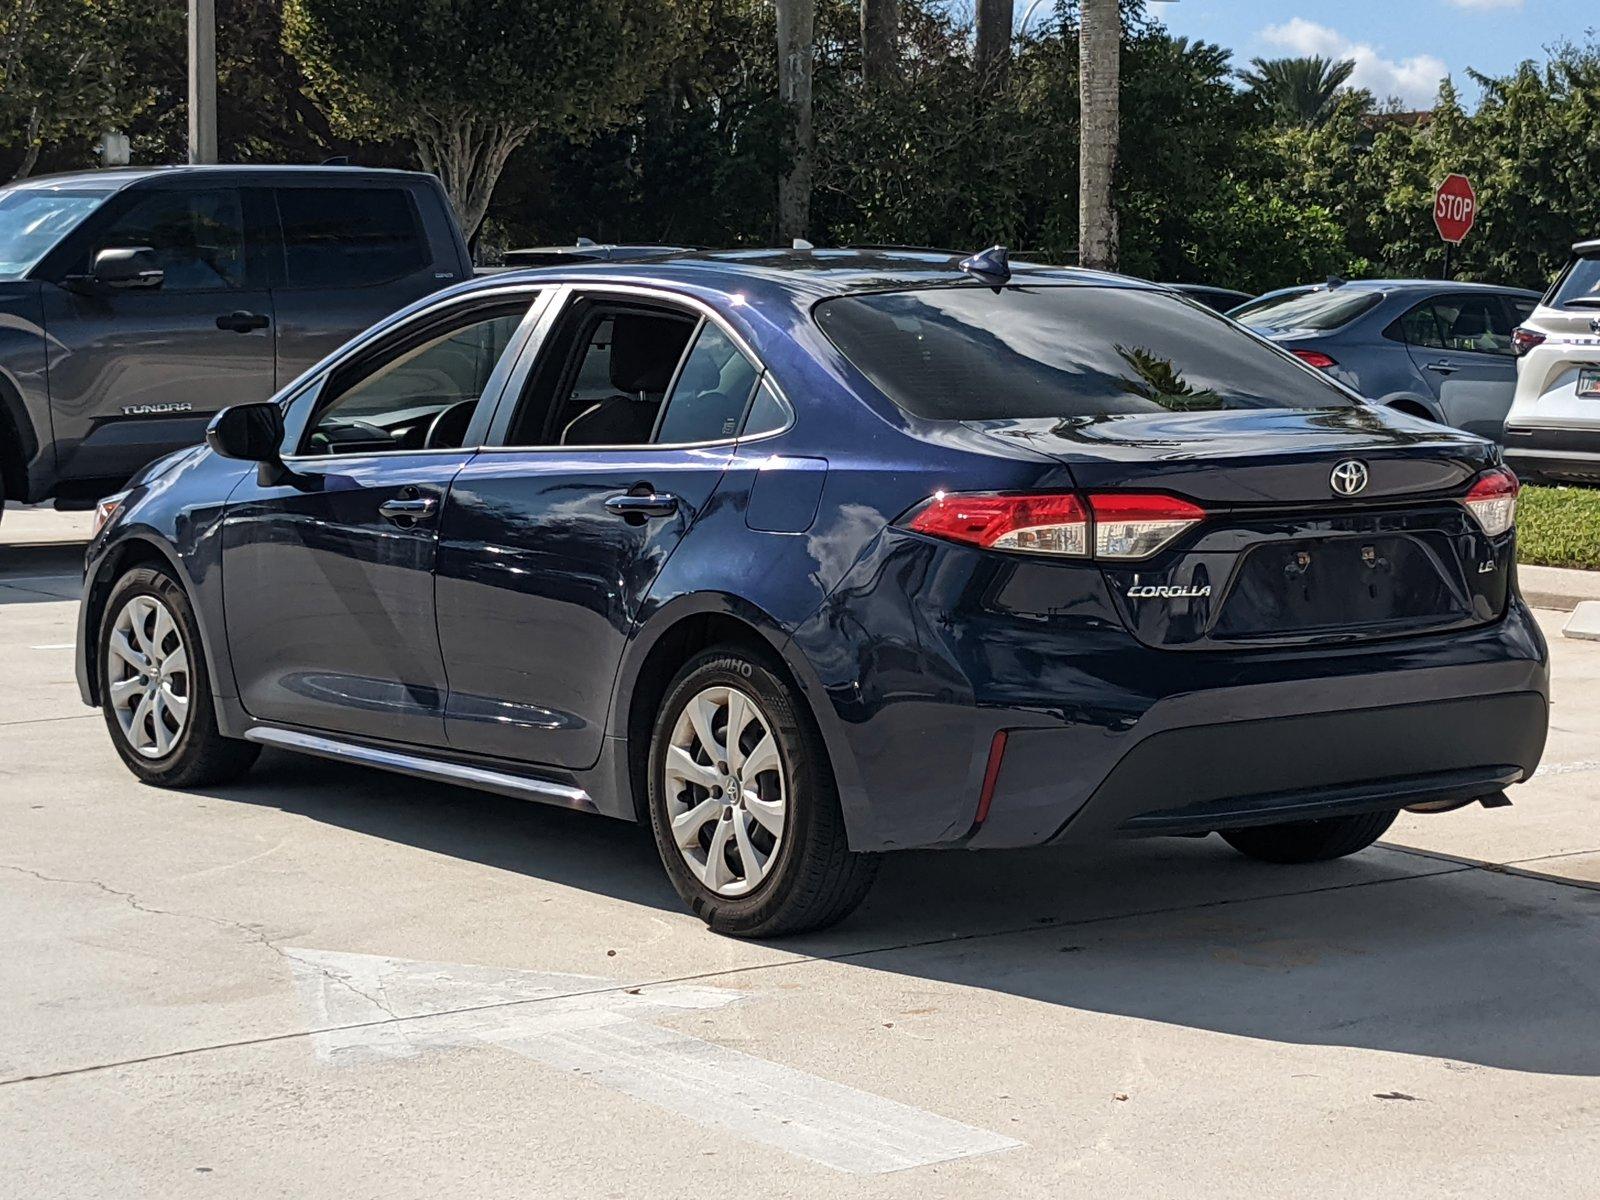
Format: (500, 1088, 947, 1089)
(1078, 0, 1119, 271)
(861, 0, 899, 88)
(776, 0, 815, 238)
(1239, 55, 1359, 125)
(974, 0, 1011, 76)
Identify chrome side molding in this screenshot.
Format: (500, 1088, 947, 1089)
(244, 726, 597, 812)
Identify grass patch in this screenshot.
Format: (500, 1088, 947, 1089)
(1517, 484, 1600, 570)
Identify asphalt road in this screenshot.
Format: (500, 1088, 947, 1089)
(4, 509, 1599, 1198)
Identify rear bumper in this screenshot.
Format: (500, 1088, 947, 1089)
(795, 530, 1550, 852)
(1503, 424, 1600, 480)
(1034, 694, 1541, 842)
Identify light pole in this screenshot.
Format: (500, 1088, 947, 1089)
(188, 0, 217, 164)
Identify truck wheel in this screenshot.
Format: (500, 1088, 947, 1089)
(648, 646, 878, 937)
(99, 566, 260, 788)
(1220, 810, 1398, 864)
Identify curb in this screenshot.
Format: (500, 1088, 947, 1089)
(1517, 563, 1600, 613)
(1565, 601, 1600, 642)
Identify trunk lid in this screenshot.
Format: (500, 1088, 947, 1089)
(967, 408, 1509, 650)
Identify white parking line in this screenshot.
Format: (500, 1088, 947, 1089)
(30, 643, 75, 651)
(289, 948, 1022, 1174)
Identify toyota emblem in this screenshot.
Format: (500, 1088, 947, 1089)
(1330, 460, 1369, 496)
(1590, 317, 1600, 335)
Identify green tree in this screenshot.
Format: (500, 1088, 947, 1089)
(284, 0, 677, 238)
(1239, 55, 1364, 126)
(0, 0, 169, 179)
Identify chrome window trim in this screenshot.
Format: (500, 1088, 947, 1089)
(477, 281, 796, 453)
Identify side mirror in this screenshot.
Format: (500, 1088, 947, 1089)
(91, 246, 163, 289)
(207, 403, 286, 480)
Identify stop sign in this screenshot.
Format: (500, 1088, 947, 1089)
(1434, 174, 1477, 244)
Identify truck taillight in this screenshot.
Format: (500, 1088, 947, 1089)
(1511, 327, 1546, 357)
(903, 492, 1204, 560)
(1463, 468, 1519, 537)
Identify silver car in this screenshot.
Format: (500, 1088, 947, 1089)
(1232, 279, 1542, 440)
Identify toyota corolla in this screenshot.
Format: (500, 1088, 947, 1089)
(76, 248, 1550, 936)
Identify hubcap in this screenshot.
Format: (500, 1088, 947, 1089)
(106, 594, 190, 759)
(663, 685, 786, 897)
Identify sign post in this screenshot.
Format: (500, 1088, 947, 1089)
(1433, 173, 1477, 280)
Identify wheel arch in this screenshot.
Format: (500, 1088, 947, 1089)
(0, 369, 38, 503)
(611, 594, 845, 826)
(1377, 393, 1441, 422)
(81, 534, 200, 707)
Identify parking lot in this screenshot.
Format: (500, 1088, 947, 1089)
(3, 510, 1599, 1199)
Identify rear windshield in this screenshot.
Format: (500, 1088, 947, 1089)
(1547, 255, 1600, 309)
(1230, 287, 1382, 333)
(813, 285, 1357, 421)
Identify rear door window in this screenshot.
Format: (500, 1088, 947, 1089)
(275, 186, 426, 288)
(814, 285, 1357, 421)
(653, 322, 760, 444)
(1427, 295, 1515, 356)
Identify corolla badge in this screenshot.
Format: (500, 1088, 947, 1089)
(1127, 583, 1212, 599)
(1329, 459, 1369, 496)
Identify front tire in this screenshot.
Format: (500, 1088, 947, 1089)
(647, 646, 878, 937)
(98, 566, 259, 788)
(1220, 809, 1398, 864)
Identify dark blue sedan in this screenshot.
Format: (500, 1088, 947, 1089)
(1231, 279, 1542, 440)
(76, 249, 1549, 936)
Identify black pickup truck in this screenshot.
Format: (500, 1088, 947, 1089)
(0, 165, 472, 513)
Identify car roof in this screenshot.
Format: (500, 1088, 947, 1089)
(1245, 279, 1542, 306)
(457, 248, 1146, 306)
(2, 164, 437, 193)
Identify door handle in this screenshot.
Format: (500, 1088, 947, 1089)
(378, 496, 438, 524)
(604, 492, 679, 518)
(216, 310, 270, 333)
(1425, 359, 1460, 375)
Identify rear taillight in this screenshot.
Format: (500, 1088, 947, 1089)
(1463, 468, 1519, 537)
(904, 491, 1203, 560)
(906, 492, 1089, 556)
(1511, 327, 1546, 356)
(1089, 493, 1207, 559)
(1291, 349, 1338, 370)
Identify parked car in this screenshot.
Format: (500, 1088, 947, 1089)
(1503, 239, 1600, 482)
(498, 240, 696, 268)
(1230, 279, 1541, 439)
(0, 164, 471, 517)
(77, 248, 1549, 937)
(1163, 282, 1253, 312)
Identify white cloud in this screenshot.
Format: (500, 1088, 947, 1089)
(1259, 17, 1449, 109)
(1444, 0, 1523, 9)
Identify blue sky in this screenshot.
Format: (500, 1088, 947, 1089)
(1018, 0, 1598, 108)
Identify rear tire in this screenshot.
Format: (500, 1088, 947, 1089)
(647, 646, 878, 937)
(1220, 809, 1398, 864)
(98, 566, 260, 788)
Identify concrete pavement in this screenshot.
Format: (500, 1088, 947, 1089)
(4, 515, 1599, 1198)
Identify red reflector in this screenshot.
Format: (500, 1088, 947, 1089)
(1291, 349, 1338, 369)
(1463, 467, 1519, 537)
(973, 730, 1008, 827)
(906, 492, 1088, 556)
(1511, 326, 1546, 357)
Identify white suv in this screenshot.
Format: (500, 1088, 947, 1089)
(1504, 238, 1600, 482)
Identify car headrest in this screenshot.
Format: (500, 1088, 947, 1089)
(1453, 307, 1488, 336)
(610, 314, 693, 394)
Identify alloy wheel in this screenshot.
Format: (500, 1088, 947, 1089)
(663, 685, 787, 897)
(106, 594, 191, 759)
